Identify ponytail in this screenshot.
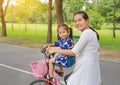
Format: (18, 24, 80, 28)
(69, 27, 73, 39)
(89, 27, 99, 40)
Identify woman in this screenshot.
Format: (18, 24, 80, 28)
(47, 11, 101, 85)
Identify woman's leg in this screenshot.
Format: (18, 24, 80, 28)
(64, 72, 72, 85)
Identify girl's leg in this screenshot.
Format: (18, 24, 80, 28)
(49, 58, 55, 77)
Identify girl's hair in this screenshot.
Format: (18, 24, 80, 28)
(74, 11, 99, 40)
(57, 24, 73, 40)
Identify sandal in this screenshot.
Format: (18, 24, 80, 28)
(55, 70, 64, 77)
(43, 74, 55, 82)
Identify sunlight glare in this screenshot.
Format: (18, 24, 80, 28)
(40, 0, 48, 3)
(3, 0, 16, 7)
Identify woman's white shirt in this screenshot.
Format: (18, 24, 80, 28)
(67, 29, 101, 85)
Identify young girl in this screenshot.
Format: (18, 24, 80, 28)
(44, 24, 74, 81)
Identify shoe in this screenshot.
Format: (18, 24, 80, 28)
(55, 69, 64, 77)
(49, 77, 55, 82)
(43, 74, 55, 82)
(43, 74, 49, 79)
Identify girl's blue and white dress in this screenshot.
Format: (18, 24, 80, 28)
(54, 38, 74, 67)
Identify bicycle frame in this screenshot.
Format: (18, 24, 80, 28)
(30, 47, 62, 85)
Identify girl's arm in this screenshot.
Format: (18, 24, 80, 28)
(48, 43, 55, 47)
(45, 43, 55, 47)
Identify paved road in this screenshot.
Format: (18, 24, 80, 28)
(0, 44, 120, 85)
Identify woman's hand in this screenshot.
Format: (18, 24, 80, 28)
(47, 47, 75, 56)
(46, 47, 61, 54)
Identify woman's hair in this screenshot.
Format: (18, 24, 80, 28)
(74, 11, 99, 40)
(57, 24, 73, 40)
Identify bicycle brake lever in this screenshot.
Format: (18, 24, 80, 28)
(41, 46, 48, 53)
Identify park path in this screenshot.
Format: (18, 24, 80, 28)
(100, 47, 120, 62)
(0, 44, 120, 85)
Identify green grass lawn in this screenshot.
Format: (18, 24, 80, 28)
(0, 23, 120, 51)
(98, 30, 120, 51)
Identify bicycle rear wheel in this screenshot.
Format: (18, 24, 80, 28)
(29, 79, 47, 85)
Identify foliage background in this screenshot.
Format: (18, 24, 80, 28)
(0, 0, 120, 51)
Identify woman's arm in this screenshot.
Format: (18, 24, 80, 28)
(47, 47, 75, 56)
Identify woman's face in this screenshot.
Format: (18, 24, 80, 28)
(74, 14, 89, 31)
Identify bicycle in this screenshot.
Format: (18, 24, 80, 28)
(29, 46, 62, 85)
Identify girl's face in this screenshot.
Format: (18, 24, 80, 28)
(58, 27, 69, 40)
(74, 14, 89, 31)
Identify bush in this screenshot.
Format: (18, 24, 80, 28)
(88, 10, 105, 30)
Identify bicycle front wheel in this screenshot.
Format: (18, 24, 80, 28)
(29, 79, 47, 85)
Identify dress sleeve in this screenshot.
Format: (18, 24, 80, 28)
(72, 30, 89, 55)
(67, 39, 74, 48)
(54, 41, 60, 46)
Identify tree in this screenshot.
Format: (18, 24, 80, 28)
(47, 0, 52, 43)
(55, 0, 64, 25)
(97, 0, 120, 38)
(4, 0, 10, 16)
(85, 1, 105, 30)
(97, 0, 114, 22)
(63, 0, 84, 23)
(113, 0, 116, 38)
(0, 0, 7, 36)
(47, 0, 64, 43)
(5, 0, 48, 24)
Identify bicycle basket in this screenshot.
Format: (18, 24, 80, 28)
(30, 60, 48, 80)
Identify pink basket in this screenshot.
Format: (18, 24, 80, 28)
(30, 59, 62, 85)
(30, 60, 48, 80)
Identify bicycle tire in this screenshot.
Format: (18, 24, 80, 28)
(29, 79, 47, 85)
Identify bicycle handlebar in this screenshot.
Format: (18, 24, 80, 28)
(41, 46, 55, 58)
(41, 46, 48, 53)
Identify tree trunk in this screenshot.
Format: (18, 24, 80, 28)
(113, 0, 116, 38)
(47, 0, 52, 43)
(4, 0, 10, 16)
(0, 0, 7, 36)
(55, 0, 64, 25)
